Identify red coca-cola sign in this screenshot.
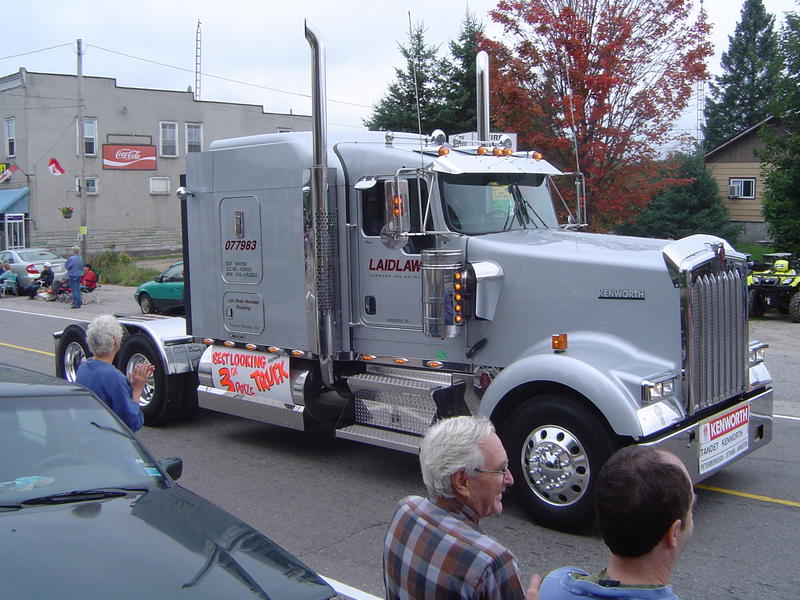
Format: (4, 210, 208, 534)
(102, 144, 157, 170)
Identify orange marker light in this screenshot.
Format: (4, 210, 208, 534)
(438, 147, 450, 156)
(426, 360, 443, 368)
(552, 333, 568, 351)
(291, 350, 305, 357)
(245, 344, 257, 350)
(454, 271, 462, 280)
(492, 147, 502, 156)
(532, 151, 543, 161)
(477, 146, 489, 155)
(455, 293, 462, 301)
(267, 346, 281, 353)
(502, 147, 513, 156)
(223, 340, 235, 347)
(454, 282, 462, 291)
(455, 314, 463, 323)
(394, 357, 409, 365)
(202, 338, 214, 345)
(362, 355, 376, 361)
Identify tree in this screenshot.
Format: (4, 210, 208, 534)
(483, 0, 712, 230)
(760, 10, 800, 256)
(703, 0, 781, 152)
(364, 22, 446, 133)
(615, 152, 741, 242)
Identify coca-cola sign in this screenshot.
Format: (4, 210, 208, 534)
(102, 144, 157, 170)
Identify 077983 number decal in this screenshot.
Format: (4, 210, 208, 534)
(224, 240, 258, 251)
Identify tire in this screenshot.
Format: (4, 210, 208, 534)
(503, 395, 618, 533)
(55, 327, 91, 381)
(789, 291, 800, 323)
(117, 333, 182, 426)
(748, 289, 765, 318)
(139, 293, 156, 314)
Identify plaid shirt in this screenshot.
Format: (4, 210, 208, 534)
(384, 495, 526, 600)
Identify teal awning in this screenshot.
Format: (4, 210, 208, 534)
(0, 187, 29, 214)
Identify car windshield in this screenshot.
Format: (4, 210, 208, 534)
(0, 394, 168, 506)
(439, 172, 559, 234)
(17, 250, 60, 262)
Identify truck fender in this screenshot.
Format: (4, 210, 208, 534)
(114, 315, 199, 376)
(477, 352, 643, 438)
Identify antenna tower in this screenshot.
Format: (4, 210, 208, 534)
(695, 0, 705, 144)
(194, 20, 202, 101)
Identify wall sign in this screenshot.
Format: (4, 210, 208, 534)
(102, 145, 157, 170)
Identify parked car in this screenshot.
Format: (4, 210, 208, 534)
(135, 261, 184, 314)
(0, 363, 337, 599)
(0, 248, 67, 292)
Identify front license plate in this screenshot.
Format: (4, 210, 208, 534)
(698, 404, 750, 475)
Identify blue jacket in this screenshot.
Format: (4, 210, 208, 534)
(540, 567, 679, 600)
(65, 253, 84, 277)
(76, 359, 144, 431)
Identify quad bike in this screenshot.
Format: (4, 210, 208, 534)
(747, 252, 800, 322)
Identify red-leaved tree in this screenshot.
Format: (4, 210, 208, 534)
(483, 0, 712, 229)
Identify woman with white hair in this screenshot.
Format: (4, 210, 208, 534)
(76, 315, 154, 431)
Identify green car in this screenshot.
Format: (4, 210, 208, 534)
(134, 262, 184, 314)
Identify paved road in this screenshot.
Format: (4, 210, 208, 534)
(1, 291, 798, 599)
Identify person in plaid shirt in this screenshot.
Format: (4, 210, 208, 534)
(383, 416, 541, 599)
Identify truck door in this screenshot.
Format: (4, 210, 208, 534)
(353, 178, 432, 329)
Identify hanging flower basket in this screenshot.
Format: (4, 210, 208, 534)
(59, 206, 74, 219)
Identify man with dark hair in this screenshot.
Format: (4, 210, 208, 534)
(539, 446, 695, 599)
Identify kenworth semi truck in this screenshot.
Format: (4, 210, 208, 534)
(55, 24, 773, 531)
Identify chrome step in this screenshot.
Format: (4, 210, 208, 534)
(335, 424, 421, 454)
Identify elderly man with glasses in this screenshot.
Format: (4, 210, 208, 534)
(383, 415, 541, 600)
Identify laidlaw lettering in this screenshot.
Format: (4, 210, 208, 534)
(368, 258, 421, 272)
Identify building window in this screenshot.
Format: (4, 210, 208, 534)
(77, 118, 97, 156)
(5, 117, 15, 157)
(159, 122, 178, 157)
(186, 123, 203, 153)
(75, 176, 98, 195)
(728, 178, 755, 199)
(149, 176, 170, 195)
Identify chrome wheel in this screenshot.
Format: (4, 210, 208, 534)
(63, 341, 87, 382)
(125, 352, 155, 408)
(521, 424, 590, 507)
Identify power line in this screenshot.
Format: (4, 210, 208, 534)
(86, 44, 372, 109)
(0, 43, 73, 62)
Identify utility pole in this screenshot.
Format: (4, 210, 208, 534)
(77, 39, 87, 258)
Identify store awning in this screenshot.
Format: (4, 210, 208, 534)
(0, 187, 29, 214)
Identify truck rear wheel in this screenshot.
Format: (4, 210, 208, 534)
(117, 333, 182, 426)
(503, 395, 618, 533)
(748, 289, 765, 318)
(56, 327, 90, 381)
(789, 291, 800, 323)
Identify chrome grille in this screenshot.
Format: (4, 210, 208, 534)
(686, 266, 747, 413)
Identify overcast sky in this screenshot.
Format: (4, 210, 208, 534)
(3, 0, 798, 138)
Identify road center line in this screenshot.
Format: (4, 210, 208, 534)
(0, 341, 55, 357)
(697, 484, 800, 508)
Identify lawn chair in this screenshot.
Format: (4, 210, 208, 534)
(0, 272, 18, 297)
(81, 268, 102, 304)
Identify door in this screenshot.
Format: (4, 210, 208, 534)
(3, 214, 25, 250)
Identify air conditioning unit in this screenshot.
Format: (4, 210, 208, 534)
(728, 185, 738, 198)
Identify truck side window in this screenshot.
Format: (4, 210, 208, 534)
(360, 179, 433, 253)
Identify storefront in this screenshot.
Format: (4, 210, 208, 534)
(0, 187, 29, 249)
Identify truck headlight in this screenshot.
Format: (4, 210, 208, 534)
(641, 374, 678, 405)
(749, 342, 767, 367)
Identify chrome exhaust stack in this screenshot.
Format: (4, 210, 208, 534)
(476, 50, 490, 143)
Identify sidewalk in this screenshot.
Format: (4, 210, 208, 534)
(0, 283, 142, 319)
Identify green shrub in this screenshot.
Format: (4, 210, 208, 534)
(88, 246, 159, 286)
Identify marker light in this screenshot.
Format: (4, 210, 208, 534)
(245, 344, 257, 350)
(267, 346, 281, 353)
(291, 350, 305, 357)
(202, 338, 214, 345)
(394, 357, 409, 365)
(477, 146, 489, 155)
(393, 196, 403, 217)
(455, 314, 463, 323)
(438, 147, 450, 156)
(426, 360, 443, 368)
(551, 333, 568, 351)
(532, 151, 543, 161)
(223, 340, 236, 347)
(492, 147, 502, 156)
(502, 147, 513, 156)
(362, 354, 377, 361)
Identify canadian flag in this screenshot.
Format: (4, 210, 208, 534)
(48, 157, 65, 176)
(0, 164, 20, 183)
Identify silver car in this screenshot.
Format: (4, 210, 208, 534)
(0, 248, 68, 292)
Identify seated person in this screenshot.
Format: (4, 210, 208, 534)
(81, 263, 98, 291)
(0, 263, 17, 296)
(22, 262, 55, 300)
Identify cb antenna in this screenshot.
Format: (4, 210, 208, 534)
(562, 49, 586, 226)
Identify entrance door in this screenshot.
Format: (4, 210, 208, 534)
(3, 214, 25, 249)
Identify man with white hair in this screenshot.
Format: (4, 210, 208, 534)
(383, 415, 541, 600)
(76, 315, 153, 431)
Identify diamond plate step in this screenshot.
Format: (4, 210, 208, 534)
(335, 424, 421, 454)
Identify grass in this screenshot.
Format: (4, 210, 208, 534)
(735, 243, 774, 262)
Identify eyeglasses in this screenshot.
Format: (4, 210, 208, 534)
(474, 463, 509, 476)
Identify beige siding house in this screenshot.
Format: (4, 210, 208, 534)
(704, 117, 775, 244)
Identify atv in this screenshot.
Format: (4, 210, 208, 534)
(747, 252, 800, 322)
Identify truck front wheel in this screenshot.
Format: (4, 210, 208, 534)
(789, 291, 800, 323)
(503, 395, 618, 533)
(117, 333, 182, 426)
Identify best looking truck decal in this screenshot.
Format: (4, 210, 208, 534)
(211, 347, 291, 402)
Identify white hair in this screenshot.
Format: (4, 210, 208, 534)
(419, 416, 494, 499)
(85, 315, 123, 356)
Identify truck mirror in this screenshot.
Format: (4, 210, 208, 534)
(382, 179, 410, 249)
(354, 177, 377, 190)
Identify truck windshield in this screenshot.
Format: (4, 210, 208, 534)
(439, 172, 559, 234)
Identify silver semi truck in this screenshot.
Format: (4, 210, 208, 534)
(55, 25, 773, 532)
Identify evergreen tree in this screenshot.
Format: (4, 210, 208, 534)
(703, 0, 781, 151)
(760, 10, 800, 255)
(616, 153, 741, 242)
(435, 12, 483, 135)
(364, 22, 446, 133)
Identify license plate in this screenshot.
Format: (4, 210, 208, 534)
(698, 404, 750, 475)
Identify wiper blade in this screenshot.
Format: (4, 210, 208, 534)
(90, 421, 135, 439)
(20, 488, 146, 506)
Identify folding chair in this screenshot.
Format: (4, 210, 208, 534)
(1, 273, 18, 297)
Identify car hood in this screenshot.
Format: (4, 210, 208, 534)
(0, 487, 334, 600)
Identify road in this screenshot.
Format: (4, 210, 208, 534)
(1, 290, 799, 599)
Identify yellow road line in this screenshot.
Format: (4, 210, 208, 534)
(0, 341, 54, 357)
(697, 484, 800, 508)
